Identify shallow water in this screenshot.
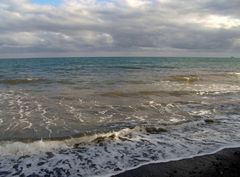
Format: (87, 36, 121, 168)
(0, 57, 240, 176)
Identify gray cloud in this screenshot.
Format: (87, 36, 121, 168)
(0, 0, 240, 58)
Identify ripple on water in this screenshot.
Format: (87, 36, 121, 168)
(0, 78, 49, 85)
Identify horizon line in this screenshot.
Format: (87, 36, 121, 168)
(0, 56, 239, 60)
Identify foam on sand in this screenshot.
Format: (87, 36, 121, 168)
(0, 114, 240, 177)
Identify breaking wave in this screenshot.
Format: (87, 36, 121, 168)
(0, 116, 240, 177)
(169, 75, 200, 83)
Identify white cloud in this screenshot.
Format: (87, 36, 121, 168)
(121, 0, 151, 8)
(0, 0, 240, 57)
(202, 15, 240, 29)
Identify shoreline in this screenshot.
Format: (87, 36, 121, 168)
(113, 147, 240, 177)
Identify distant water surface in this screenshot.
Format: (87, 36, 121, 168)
(0, 57, 240, 176)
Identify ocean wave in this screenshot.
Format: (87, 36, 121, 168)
(106, 65, 143, 70)
(0, 109, 237, 156)
(100, 90, 193, 97)
(0, 125, 167, 156)
(169, 75, 200, 83)
(0, 78, 48, 85)
(227, 72, 240, 76)
(0, 116, 240, 177)
(168, 72, 240, 83)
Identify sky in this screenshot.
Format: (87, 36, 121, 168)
(0, 0, 240, 58)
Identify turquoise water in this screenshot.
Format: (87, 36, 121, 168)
(0, 57, 240, 176)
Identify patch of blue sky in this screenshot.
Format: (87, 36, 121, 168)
(31, 0, 60, 5)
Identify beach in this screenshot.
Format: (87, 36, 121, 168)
(0, 57, 240, 176)
(1, 0, 240, 175)
(114, 147, 240, 177)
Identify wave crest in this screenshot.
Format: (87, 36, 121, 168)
(170, 75, 200, 83)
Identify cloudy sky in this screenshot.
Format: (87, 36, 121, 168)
(0, 0, 240, 58)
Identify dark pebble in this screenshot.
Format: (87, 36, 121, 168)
(37, 162, 45, 166)
(46, 152, 54, 159)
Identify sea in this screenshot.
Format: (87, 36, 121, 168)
(0, 57, 240, 176)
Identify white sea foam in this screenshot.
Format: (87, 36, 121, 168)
(0, 127, 139, 156)
(0, 114, 240, 177)
(228, 72, 240, 76)
(169, 118, 182, 122)
(0, 67, 240, 176)
(0, 140, 65, 156)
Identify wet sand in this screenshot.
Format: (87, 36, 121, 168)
(113, 147, 240, 177)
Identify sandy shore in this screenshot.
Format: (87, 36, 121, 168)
(113, 147, 240, 177)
